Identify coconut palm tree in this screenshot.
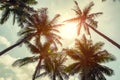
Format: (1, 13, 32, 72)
(65, 38, 115, 80)
(35, 53, 69, 80)
(65, 1, 120, 49)
(0, 0, 37, 26)
(11, 8, 62, 80)
(12, 42, 68, 80)
(18, 8, 62, 50)
(65, 1, 102, 36)
(0, 8, 62, 56)
(12, 41, 54, 80)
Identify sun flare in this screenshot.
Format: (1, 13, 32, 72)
(59, 22, 77, 39)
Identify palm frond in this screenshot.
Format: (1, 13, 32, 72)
(64, 17, 80, 22)
(84, 23, 91, 36)
(12, 56, 39, 67)
(94, 50, 116, 63)
(17, 27, 35, 36)
(22, 0, 38, 5)
(13, 12, 16, 25)
(0, 8, 10, 24)
(77, 21, 82, 35)
(65, 62, 81, 75)
(73, 1, 82, 15)
(49, 14, 60, 24)
(52, 24, 64, 28)
(65, 49, 81, 61)
(25, 41, 41, 54)
(92, 42, 104, 53)
(88, 12, 103, 19)
(83, 2, 94, 16)
(97, 64, 114, 76)
(87, 19, 98, 28)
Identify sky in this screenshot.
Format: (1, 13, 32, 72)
(0, 0, 120, 80)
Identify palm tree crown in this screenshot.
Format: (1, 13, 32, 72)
(18, 8, 62, 49)
(65, 1, 102, 36)
(65, 0, 120, 49)
(12, 8, 63, 80)
(65, 38, 115, 80)
(0, 0, 37, 26)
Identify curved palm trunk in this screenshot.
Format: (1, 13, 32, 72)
(0, 34, 35, 56)
(32, 58, 42, 80)
(0, 40, 23, 56)
(86, 23, 120, 49)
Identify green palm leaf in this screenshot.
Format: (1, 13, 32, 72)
(12, 56, 39, 67)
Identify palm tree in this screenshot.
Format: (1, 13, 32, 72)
(11, 8, 62, 80)
(18, 8, 62, 50)
(0, 8, 62, 56)
(65, 1, 102, 36)
(12, 41, 54, 80)
(0, 0, 37, 26)
(65, 1, 120, 49)
(65, 39, 115, 80)
(35, 53, 69, 80)
(12, 42, 68, 80)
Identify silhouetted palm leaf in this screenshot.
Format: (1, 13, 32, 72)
(12, 56, 39, 67)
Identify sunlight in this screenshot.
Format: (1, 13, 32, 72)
(59, 22, 87, 40)
(59, 22, 77, 39)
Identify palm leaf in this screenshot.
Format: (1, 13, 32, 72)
(25, 41, 41, 54)
(0, 8, 10, 24)
(12, 56, 39, 67)
(73, 1, 82, 16)
(49, 14, 60, 24)
(94, 50, 116, 63)
(52, 24, 64, 28)
(13, 11, 16, 25)
(97, 64, 114, 76)
(65, 49, 81, 61)
(17, 26, 35, 36)
(92, 42, 104, 53)
(83, 2, 94, 16)
(22, 0, 38, 5)
(64, 17, 80, 22)
(88, 12, 103, 19)
(65, 62, 81, 75)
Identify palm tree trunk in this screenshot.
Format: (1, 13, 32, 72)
(0, 34, 35, 56)
(58, 72, 64, 80)
(32, 58, 42, 80)
(86, 23, 120, 49)
(53, 72, 56, 80)
(0, 38, 26, 56)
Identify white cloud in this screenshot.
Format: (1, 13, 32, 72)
(0, 54, 51, 80)
(0, 36, 11, 47)
(0, 77, 12, 80)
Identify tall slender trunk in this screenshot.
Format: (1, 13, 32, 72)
(0, 34, 35, 56)
(0, 38, 25, 56)
(86, 23, 120, 49)
(53, 72, 56, 80)
(32, 58, 42, 80)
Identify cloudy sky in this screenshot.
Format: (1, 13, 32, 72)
(0, 0, 120, 80)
